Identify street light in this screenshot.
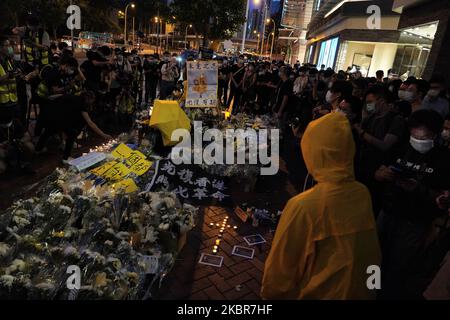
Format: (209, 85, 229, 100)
(265, 18, 276, 56)
(256, 33, 260, 52)
(242, 0, 262, 53)
(185, 24, 192, 49)
(124, 3, 135, 45)
(270, 32, 275, 60)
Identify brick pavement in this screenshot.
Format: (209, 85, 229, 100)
(155, 206, 277, 300)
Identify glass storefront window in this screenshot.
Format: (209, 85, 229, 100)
(317, 37, 339, 69)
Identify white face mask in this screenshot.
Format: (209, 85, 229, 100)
(403, 91, 416, 102)
(427, 89, 440, 99)
(398, 89, 407, 100)
(410, 136, 434, 154)
(366, 102, 376, 113)
(325, 91, 335, 104)
(442, 129, 450, 141)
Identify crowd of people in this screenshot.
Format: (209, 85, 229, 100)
(0, 17, 185, 175)
(0, 15, 449, 300)
(226, 57, 450, 299)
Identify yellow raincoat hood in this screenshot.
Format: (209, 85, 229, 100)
(262, 113, 381, 300)
(302, 112, 355, 183)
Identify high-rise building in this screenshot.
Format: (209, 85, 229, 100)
(278, 0, 314, 63)
(304, 0, 448, 79)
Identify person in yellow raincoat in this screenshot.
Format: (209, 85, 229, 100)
(261, 112, 381, 300)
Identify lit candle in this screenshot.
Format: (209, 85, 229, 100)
(209, 223, 214, 227)
(227, 225, 231, 228)
(213, 245, 218, 250)
(233, 226, 238, 230)
(215, 239, 221, 245)
(216, 223, 220, 227)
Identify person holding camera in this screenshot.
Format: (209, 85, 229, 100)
(375, 109, 450, 299)
(160, 56, 179, 100)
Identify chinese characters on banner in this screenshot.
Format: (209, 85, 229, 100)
(87, 144, 153, 193)
(186, 60, 218, 108)
(149, 160, 232, 207)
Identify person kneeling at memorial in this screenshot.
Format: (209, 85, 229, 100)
(35, 91, 112, 163)
(261, 112, 381, 300)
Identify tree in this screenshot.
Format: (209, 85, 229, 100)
(171, 0, 245, 47)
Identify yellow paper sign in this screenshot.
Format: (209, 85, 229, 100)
(130, 160, 153, 176)
(90, 161, 117, 176)
(111, 143, 133, 159)
(125, 150, 147, 166)
(113, 178, 139, 194)
(103, 162, 131, 181)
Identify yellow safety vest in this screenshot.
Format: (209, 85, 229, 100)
(24, 30, 49, 66)
(0, 59, 18, 104)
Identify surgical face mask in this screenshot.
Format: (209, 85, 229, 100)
(328, 82, 333, 89)
(410, 136, 434, 154)
(289, 74, 295, 80)
(442, 129, 450, 141)
(7, 47, 14, 56)
(403, 91, 416, 102)
(325, 91, 336, 104)
(398, 89, 407, 100)
(67, 69, 75, 75)
(13, 54, 21, 61)
(366, 102, 376, 113)
(427, 89, 440, 99)
(389, 85, 394, 93)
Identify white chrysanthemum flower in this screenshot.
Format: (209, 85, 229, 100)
(5, 259, 26, 275)
(144, 227, 158, 243)
(104, 240, 113, 247)
(63, 246, 79, 257)
(0, 243, 11, 257)
(59, 205, 72, 214)
(158, 223, 170, 231)
(14, 209, 29, 217)
(0, 275, 15, 288)
(12, 216, 30, 228)
(163, 197, 176, 209)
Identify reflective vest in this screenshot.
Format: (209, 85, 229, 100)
(37, 67, 83, 99)
(0, 59, 18, 105)
(24, 29, 49, 67)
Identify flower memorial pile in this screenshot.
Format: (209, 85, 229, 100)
(0, 167, 197, 300)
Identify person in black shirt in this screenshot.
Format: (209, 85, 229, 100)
(143, 54, 159, 105)
(35, 91, 112, 162)
(375, 109, 450, 299)
(218, 58, 231, 106)
(227, 57, 246, 114)
(272, 66, 293, 122)
(354, 85, 407, 215)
